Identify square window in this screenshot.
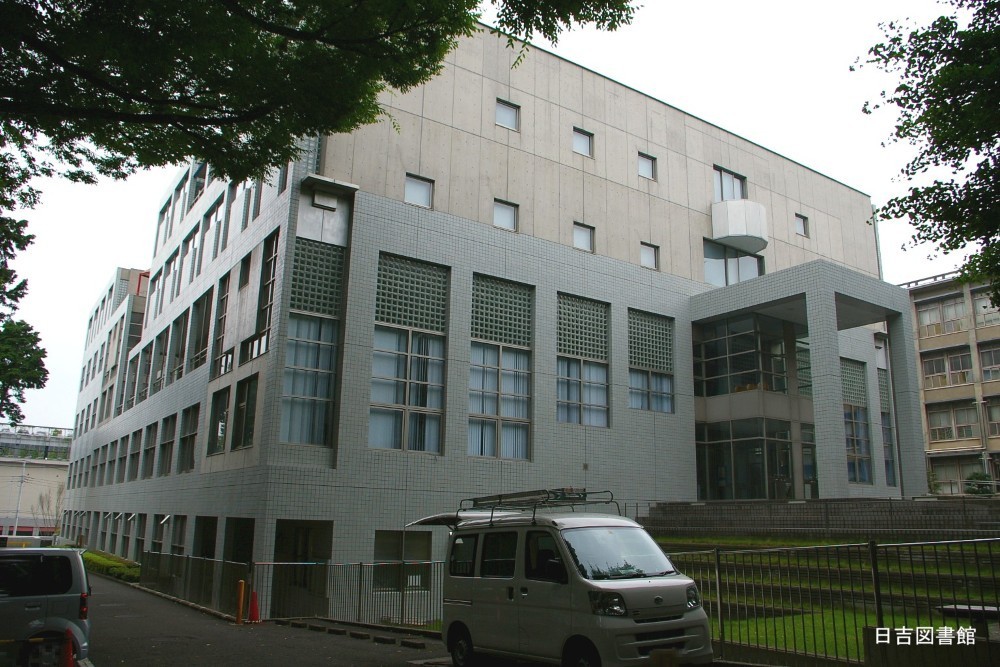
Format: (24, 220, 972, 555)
(795, 213, 809, 237)
(496, 100, 519, 130)
(573, 223, 594, 252)
(572, 128, 593, 157)
(404, 174, 434, 208)
(640, 242, 658, 269)
(493, 200, 518, 231)
(638, 153, 656, 180)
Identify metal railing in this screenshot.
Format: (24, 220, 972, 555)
(671, 537, 999, 665)
(138, 538, 999, 665)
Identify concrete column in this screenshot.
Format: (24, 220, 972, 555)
(805, 288, 848, 498)
(886, 311, 928, 495)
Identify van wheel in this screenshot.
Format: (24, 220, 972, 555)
(563, 641, 601, 667)
(449, 627, 476, 667)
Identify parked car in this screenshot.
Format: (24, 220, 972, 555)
(412, 489, 713, 667)
(0, 548, 91, 664)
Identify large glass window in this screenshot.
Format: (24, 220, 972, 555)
(231, 374, 258, 450)
(703, 240, 762, 287)
(974, 291, 1000, 327)
(713, 166, 746, 202)
(916, 296, 966, 337)
(629, 310, 673, 413)
(557, 357, 608, 427)
(469, 342, 530, 459)
(628, 370, 673, 413)
(370, 326, 445, 452)
(281, 314, 338, 445)
(980, 345, 1000, 381)
(927, 402, 979, 441)
(845, 406, 872, 483)
(207, 387, 229, 455)
(177, 404, 199, 473)
(842, 358, 872, 484)
(922, 349, 973, 387)
(556, 294, 608, 427)
(694, 315, 789, 397)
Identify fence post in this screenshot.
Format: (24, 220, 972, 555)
(713, 547, 725, 656)
(356, 563, 363, 622)
(868, 539, 884, 629)
(400, 562, 407, 626)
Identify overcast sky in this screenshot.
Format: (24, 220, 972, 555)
(12, 0, 966, 428)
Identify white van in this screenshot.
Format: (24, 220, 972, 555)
(412, 489, 713, 667)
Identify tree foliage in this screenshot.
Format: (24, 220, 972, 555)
(0, 0, 635, 422)
(861, 0, 1000, 300)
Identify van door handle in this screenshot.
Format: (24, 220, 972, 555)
(24, 604, 41, 611)
(520, 587, 528, 598)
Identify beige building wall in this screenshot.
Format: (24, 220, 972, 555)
(0, 458, 67, 536)
(320, 28, 879, 283)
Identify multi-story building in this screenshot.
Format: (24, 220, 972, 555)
(62, 28, 925, 585)
(1, 424, 71, 541)
(905, 272, 1000, 493)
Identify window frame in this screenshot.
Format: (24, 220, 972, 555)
(369, 325, 446, 453)
(573, 222, 595, 253)
(572, 128, 594, 157)
(495, 99, 520, 131)
(404, 174, 434, 209)
(794, 213, 809, 238)
(713, 166, 747, 202)
(638, 152, 657, 180)
(640, 242, 659, 270)
(628, 368, 674, 413)
(468, 340, 531, 460)
(557, 356, 609, 427)
(493, 200, 518, 232)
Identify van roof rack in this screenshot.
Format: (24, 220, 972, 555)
(458, 488, 620, 524)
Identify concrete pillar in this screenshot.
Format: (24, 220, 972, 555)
(805, 288, 848, 498)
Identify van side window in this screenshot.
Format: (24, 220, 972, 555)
(480, 531, 517, 578)
(525, 530, 566, 582)
(449, 534, 478, 577)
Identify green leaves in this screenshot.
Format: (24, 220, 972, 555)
(863, 0, 1000, 300)
(0, 0, 635, 422)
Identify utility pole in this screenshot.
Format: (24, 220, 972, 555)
(12, 459, 26, 536)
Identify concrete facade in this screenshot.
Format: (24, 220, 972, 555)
(62, 29, 925, 589)
(905, 272, 1000, 494)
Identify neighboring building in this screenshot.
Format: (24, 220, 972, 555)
(905, 271, 1000, 493)
(62, 28, 924, 586)
(0, 424, 71, 539)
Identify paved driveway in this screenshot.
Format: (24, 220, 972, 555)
(87, 576, 450, 666)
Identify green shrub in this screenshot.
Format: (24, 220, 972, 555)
(83, 550, 140, 582)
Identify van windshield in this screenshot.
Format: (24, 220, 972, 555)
(561, 526, 676, 580)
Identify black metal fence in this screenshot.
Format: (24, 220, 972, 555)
(138, 538, 999, 666)
(670, 538, 999, 666)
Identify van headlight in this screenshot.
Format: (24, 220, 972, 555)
(589, 591, 627, 616)
(686, 585, 702, 609)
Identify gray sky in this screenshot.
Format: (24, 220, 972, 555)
(12, 0, 966, 428)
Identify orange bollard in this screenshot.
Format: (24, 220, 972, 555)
(60, 628, 74, 667)
(248, 590, 260, 624)
(235, 579, 245, 625)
